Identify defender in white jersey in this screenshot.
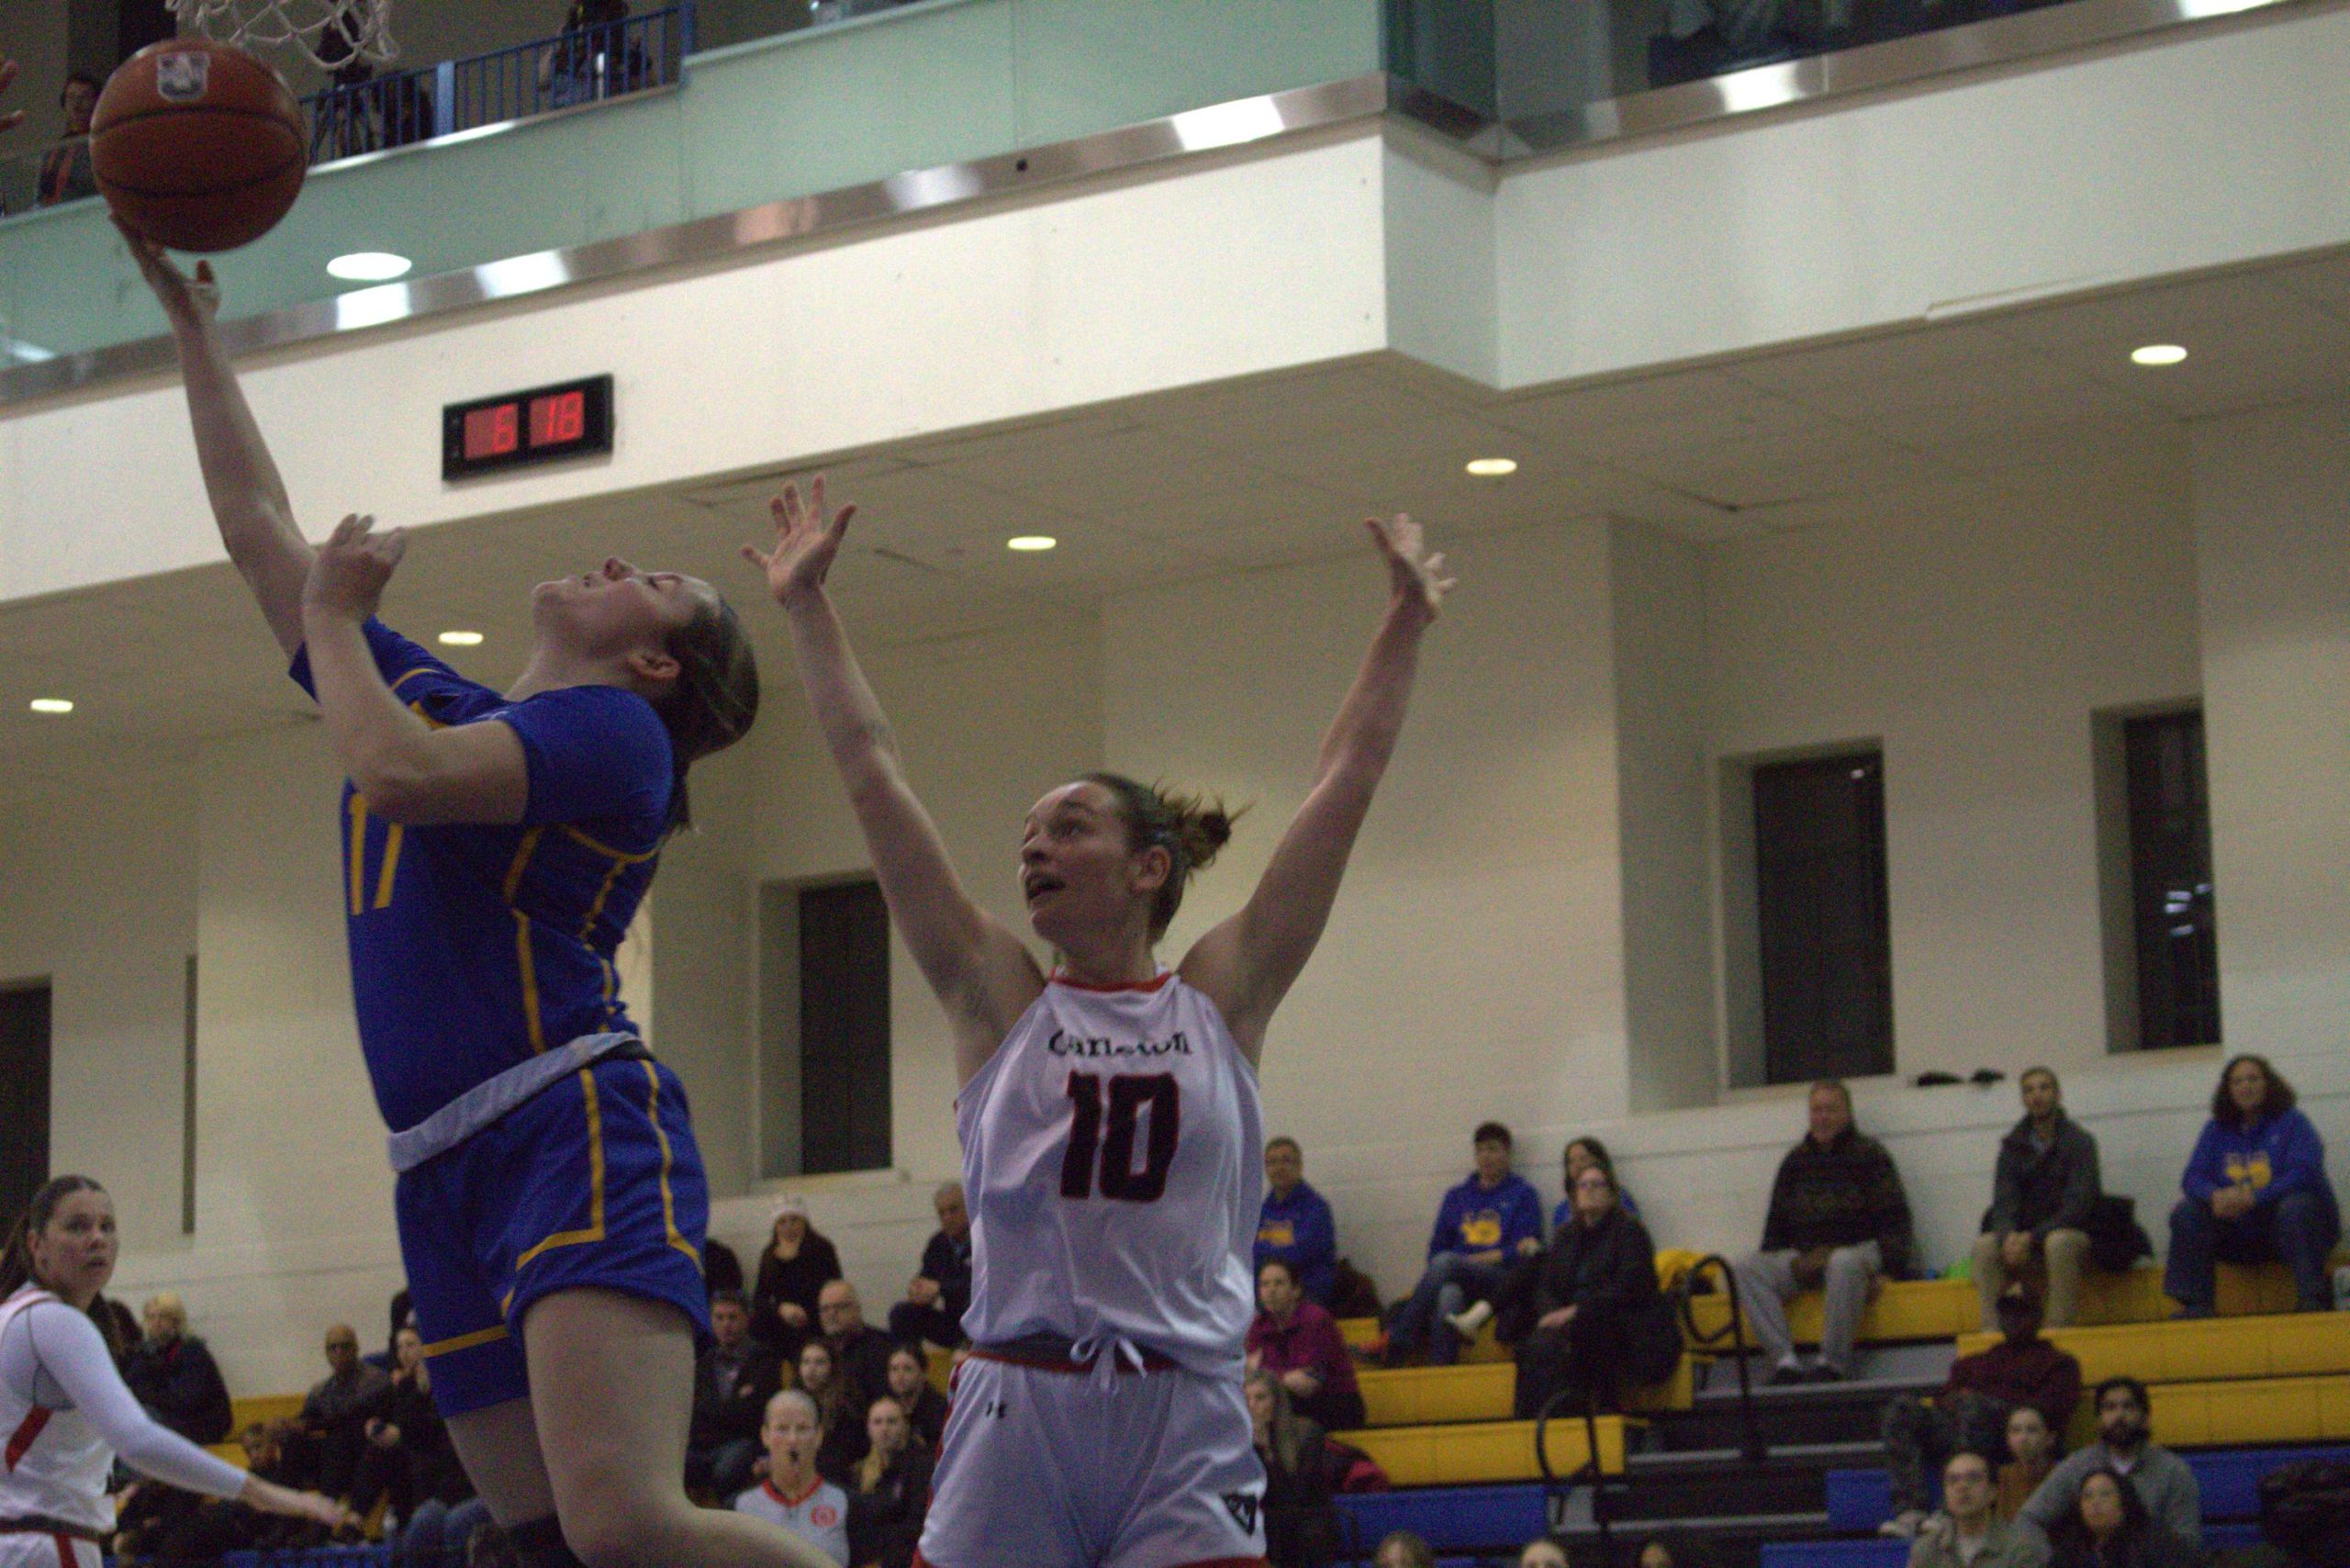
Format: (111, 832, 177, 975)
(749, 481, 1450, 1568)
(0, 1177, 343, 1568)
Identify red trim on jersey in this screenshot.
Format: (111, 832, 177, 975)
(53, 1534, 78, 1568)
(5, 1406, 53, 1470)
(761, 1476, 824, 1509)
(1047, 969, 1176, 994)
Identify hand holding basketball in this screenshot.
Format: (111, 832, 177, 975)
(119, 218, 222, 332)
(0, 58, 27, 135)
(742, 476, 857, 609)
(1366, 512, 1454, 622)
(305, 513, 407, 623)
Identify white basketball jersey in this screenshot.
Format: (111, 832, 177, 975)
(957, 971, 1263, 1376)
(0, 1289, 114, 1534)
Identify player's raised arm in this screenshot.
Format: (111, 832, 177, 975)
(1181, 513, 1452, 1060)
(123, 223, 313, 657)
(744, 480, 1043, 1081)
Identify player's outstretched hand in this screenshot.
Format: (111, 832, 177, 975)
(1366, 512, 1454, 623)
(117, 217, 223, 331)
(741, 475, 856, 610)
(304, 513, 406, 623)
(0, 58, 27, 135)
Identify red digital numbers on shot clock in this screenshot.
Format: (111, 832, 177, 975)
(442, 375, 613, 480)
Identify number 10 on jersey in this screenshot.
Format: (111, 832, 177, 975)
(1060, 1072, 1181, 1202)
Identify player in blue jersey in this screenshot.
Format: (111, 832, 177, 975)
(131, 234, 830, 1568)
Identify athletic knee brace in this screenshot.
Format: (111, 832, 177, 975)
(507, 1514, 588, 1568)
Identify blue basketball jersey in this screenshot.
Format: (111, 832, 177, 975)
(290, 620, 673, 1132)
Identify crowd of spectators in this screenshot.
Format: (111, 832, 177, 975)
(70, 1050, 2338, 1567)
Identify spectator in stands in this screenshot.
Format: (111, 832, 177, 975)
(1998, 1404, 2057, 1521)
(139, 1420, 319, 1562)
(1373, 1529, 1437, 1568)
(1510, 1163, 1680, 1417)
(0, 55, 26, 138)
(352, 1325, 468, 1535)
(382, 1286, 415, 1366)
(820, 1279, 896, 1411)
(37, 70, 97, 207)
(1258, 1137, 1339, 1306)
(2167, 1054, 2342, 1316)
(1248, 1256, 1365, 1431)
(1248, 1371, 1341, 1568)
(882, 1340, 949, 1451)
(734, 1388, 851, 1565)
(753, 1196, 843, 1359)
(703, 1236, 744, 1297)
(2043, 1466, 2199, 1568)
(1975, 1067, 2100, 1330)
(1908, 1450, 2052, 1568)
(123, 1290, 233, 1444)
(795, 1337, 863, 1483)
(847, 1395, 933, 1568)
(542, 0, 641, 106)
(1564, 1137, 1639, 1220)
(1635, 1540, 1720, 1568)
(687, 1290, 784, 1502)
(290, 1321, 392, 1499)
(1518, 1540, 1569, 1568)
(888, 1181, 973, 1349)
(2020, 1378, 2199, 1546)
(1879, 1287, 2082, 1538)
(1384, 1121, 1544, 1365)
(1733, 1080, 1914, 1383)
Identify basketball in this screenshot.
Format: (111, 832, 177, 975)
(92, 37, 306, 253)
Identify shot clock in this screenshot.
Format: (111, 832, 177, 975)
(442, 375, 614, 479)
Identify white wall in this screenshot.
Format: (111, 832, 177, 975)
(1703, 454, 2206, 1084)
(2190, 398, 2350, 1060)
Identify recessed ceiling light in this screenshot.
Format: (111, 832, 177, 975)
(2131, 343, 2188, 367)
(28, 698, 73, 714)
(437, 630, 485, 647)
(1465, 457, 1518, 477)
(328, 252, 414, 283)
(1006, 535, 1058, 553)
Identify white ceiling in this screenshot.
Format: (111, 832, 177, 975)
(3, 244, 2346, 799)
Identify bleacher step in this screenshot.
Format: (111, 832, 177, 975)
(1615, 1439, 1884, 1521)
(1673, 1375, 1936, 1450)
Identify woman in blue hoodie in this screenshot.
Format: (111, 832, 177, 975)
(2167, 1055, 2341, 1315)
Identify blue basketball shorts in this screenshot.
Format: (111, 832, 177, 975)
(397, 1055, 711, 1417)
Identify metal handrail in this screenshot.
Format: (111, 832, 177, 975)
(302, 2, 694, 164)
(1680, 1251, 1767, 1466)
(1532, 1380, 1618, 1564)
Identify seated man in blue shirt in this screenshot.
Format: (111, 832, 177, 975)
(1256, 1137, 1339, 1307)
(1385, 1122, 1544, 1365)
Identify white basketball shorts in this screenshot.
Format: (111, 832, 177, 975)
(914, 1353, 1269, 1568)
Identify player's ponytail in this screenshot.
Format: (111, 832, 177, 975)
(0, 1174, 121, 1349)
(651, 596, 760, 829)
(1084, 772, 1242, 938)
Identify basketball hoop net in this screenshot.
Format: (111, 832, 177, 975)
(166, 0, 398, 71)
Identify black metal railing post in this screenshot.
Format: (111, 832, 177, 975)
(1534, 1382, 1617, 1564)
(1681, 1252, 1766, 1465)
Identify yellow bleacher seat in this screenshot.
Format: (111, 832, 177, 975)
(1342, 1415, 1628, 1487)
(230, 1393, 305, 1431)
(2147, 1373, 2350, 1448)
(1341, 1325, 1695, 1417)
(1955, 1310, 2350, 1385)
(924, 1344, 956, 1396)
(1684, 1278, 1980, 1347)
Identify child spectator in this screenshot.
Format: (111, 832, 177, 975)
(1257, 1137, 1339, 1306)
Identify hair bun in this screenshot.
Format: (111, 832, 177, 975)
(1172, 796, 1235, 871)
